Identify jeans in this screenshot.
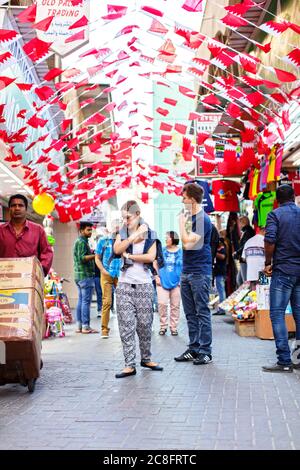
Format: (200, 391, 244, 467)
(237, 262, 247, 287)
(270, 271, 300, 365)
(75, 277, 94, 328)
(215, 275, 226, 303)
(94, 276, 102, 312)
(181, 273, 212, 355)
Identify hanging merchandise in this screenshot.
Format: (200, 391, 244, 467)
(267, 147, 277, 183)
(212, 179, 241, 212)
(249, 168, 260, 200)
(195, 180, 215, 213)
(254, 191, 276, 227)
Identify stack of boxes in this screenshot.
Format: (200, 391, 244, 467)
(0, 257, 44, 384)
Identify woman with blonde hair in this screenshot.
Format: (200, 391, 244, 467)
(113, 200, 163, 378)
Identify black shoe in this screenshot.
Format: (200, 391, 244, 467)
(115, 368, 136, 379)
(174, 349, 198, 362)
(262, 363, 293, 373)
(193, 353, 212, 365)
(293, 363, 300, 370)
(212, 310, 226, 316)
(140, 361, 163, 371)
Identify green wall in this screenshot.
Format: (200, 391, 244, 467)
(153, 82, 196, 242)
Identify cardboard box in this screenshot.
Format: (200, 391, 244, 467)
(0, 258, 45, 383)
(0, 257, 44, 342)
(0, 257, 44, 299)
(235, 319, 256, 337)
(255, 309, 296, 340)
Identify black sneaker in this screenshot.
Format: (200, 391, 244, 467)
(193, 353, 212, 365)
(174, 349, 198, 362)
(262, 363, 293, 373)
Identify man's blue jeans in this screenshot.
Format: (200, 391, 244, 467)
(181, 273, 212, 355)
(270, 271, 300, 365)
(76, 277, 94, 328)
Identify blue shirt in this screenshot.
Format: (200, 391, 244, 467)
(159, 247, 183, 289)
(96, 237, 121, 278)
(265, 202, 300, 276)
(197, 181, 215, 213)
(182, 210, 212, 275)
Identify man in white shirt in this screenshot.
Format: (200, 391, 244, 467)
(242, 227, 266, 283)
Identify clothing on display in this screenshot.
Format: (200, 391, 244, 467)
(254, 191, 276, 227)
(196, 181, 215, 213)
(212, 180, 241, 212)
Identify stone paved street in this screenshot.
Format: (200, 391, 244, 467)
(1, 307, 300, 450)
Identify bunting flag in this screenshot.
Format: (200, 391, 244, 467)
(33, 16, 54, 32)
(18, 4, 37, 23)
(182, 0, 204, 12)
(23, 37, 52, 62)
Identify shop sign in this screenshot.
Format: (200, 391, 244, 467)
(35, 0, 90, 57)
(196, 112, 222, 135)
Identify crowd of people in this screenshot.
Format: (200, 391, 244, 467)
(1, 183, 300, 378)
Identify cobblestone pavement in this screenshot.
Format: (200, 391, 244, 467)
(1, 306, 300, 450)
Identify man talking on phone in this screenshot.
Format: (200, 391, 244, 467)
(174, 182, 213, 365)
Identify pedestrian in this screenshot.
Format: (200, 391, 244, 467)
(242, 226, 266, 288)
(155, 231, 182, 336)
(0, 194, 53, 275)
(225, 212, 240, 293)
(94, 261, 102, 318)
(113, 200, 163, 378)
(95, 220, 121, 339)
(174, 183, 213, 365)
(73, 222, 98, 334)
(234, 216, 255, 286)
(263, 185, 300, 372)
(213, 237, 227, 315)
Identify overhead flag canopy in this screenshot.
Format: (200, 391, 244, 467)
(0, 0, 299, 221)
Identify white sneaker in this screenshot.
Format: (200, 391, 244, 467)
(101, 334, 109, 339)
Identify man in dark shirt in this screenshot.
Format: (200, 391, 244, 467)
(263, 185, 300, 372)
(175, 183, 213, 365)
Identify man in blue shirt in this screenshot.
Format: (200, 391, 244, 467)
(95, 220, 121, 338)
(263, 185, 300, 373)
(174, 182, 213, 365)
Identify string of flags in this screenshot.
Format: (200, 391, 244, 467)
(0, 0, 299, 221)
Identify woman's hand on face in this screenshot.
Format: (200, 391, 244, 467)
(134, 224, 148, 239)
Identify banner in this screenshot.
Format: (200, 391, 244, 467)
(35, 0, 89, 57)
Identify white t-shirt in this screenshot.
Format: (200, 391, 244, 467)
(242, 234, 265, 282)
(119, 240, 152, 284)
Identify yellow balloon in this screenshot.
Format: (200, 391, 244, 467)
(32, 193, 55, 216)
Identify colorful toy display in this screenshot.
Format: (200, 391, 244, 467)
(43, 270, 73, 338)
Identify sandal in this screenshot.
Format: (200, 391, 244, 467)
(159, 328, 167, 335)
(171, 330, 178, 336)
(82, 328, 99, 334)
